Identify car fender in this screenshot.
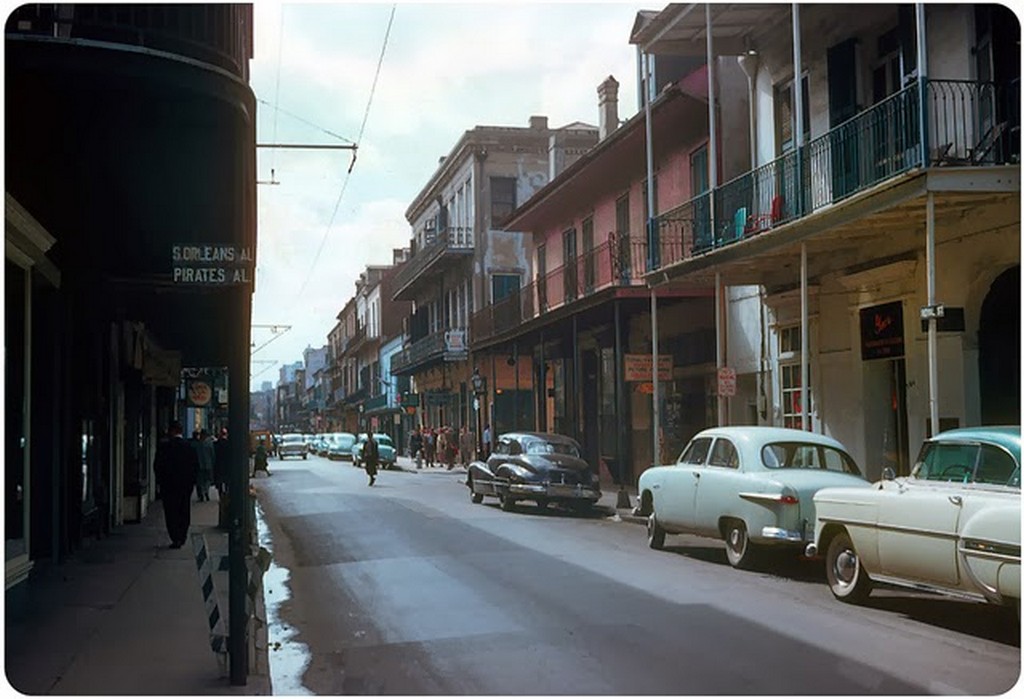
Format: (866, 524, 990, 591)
(959, 503, 1021, 601)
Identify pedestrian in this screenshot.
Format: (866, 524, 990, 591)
(194, 429, 215, 501)
(363, 432, 380, 486)
(459, 425, 475, 466)
(483, 423, 492, 459)
(444, 427, 457, 470)
(213, 427, 230, 497)
(153, 420, 198, 549)
(409, 427, 424, 469)
(425, 428, 436, 468)
(253, 440, 270, 477)
(437, 428, 448, 470)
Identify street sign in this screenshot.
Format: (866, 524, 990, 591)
(717, 367, 737, 397)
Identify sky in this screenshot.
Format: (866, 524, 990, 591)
(249, 1, 654, 391)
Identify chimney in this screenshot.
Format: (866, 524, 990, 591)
(529, 115, 548, 130)
(598, 75, 620, 140)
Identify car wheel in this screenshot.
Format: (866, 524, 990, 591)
(499, 492, 516, 512)
(825, 530, 872, 603)
(724, 520, 758, 570)
(535, 497, 548, 510)
(302, 454, 307, 460)
(647, 513, 666, 550)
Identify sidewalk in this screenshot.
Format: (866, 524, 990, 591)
(4, 492, 271, 696)
(390, 454, 644, 522)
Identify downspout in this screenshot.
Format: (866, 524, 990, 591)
(792, 3, 804, 216)
(801, 243, 809, 431)
(708, 6, 725, 427)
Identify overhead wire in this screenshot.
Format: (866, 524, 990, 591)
(290, 4, 397, 307)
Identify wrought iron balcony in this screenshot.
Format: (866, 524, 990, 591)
(392, 226, 474, 301)
(669, 78, 1018, 258)
(362, 393, 390, 413)
(390, 327, 469, 375)
(470, 235, 683, 345)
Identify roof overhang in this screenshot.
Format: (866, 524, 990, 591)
(630, 4, 790, 57)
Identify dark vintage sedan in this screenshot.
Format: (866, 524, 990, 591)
(466, 432, 601, 513)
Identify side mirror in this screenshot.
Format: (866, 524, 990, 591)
(882, 467, 896, 481)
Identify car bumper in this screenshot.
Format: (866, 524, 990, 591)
(508, 482, 601, 501)
(759, 526, 805, 543)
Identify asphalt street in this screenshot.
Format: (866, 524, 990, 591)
(255, 453, 1020, 695)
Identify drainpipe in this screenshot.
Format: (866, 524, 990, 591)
(706, 5, 718, 237)
(792, 4, 804, 216)
(716, 273, 725, 426)
(801, 243, 809, 431)
(737, 52, 759, 173)
(916, 3, 929, 165)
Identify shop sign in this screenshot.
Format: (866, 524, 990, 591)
(717, 367, 737, 397)
(187, 380, 212, 406)
(635, 382, 655, 394)
(172, 244, 254, 285)
(624, 354, 672, 382)
(859, 301, 905, 361)
(443, 329, 468, 360)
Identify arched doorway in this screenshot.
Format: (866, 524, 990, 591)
(978, 266, 1021, 425)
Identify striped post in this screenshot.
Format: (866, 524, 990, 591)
(191, 533, 228, 662)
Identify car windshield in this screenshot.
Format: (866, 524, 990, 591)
(761, 442, 860, 475)
(375, 435, 393, 447)
(281, 434, 304, 444)
(336, 434, 355, 446)
(525, 440, 580, 457)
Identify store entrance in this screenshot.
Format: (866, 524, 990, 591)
(979, 266, 1020, 425)
(863, 358, 909, 480)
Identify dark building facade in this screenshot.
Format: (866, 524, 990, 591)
(5, 4, 256, 599)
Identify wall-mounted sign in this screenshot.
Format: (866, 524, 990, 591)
(187, 380, 212, 406)
(443, 329, 468, 360)
(717, 367, 737, 397)
(624, 354, 673, 382)
(172, 244, 254, 285)
(860, 301, 905, 361)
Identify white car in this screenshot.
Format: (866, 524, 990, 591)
(635, 426, 869, 569)
(278, 433, 308, 460)
(807, 426, 1021, 612)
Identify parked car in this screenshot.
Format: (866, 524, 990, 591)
(278, 433, 308, 460)
(351, 433, 397, 469)
(466, 432, 601, 513)
(634, 426, 869, 569)
(326, 432, 357, 461)
(807, 426, 1021, 612)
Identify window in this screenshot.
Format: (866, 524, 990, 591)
(690, 146, 709, 195)
(678, 437, 712, 465)
(491, 273, 520, 304)
(563, 227, 577, 302)
(975, 444, 1019, 486)
(615, 193, 631, 281)
(708, 438, 739, 468)
(761, 443, 860, 475)
(775, 75, 811, 155)
(490, 177, 516, 224)
(537, 244, 547, 310)
(779, 325, 807, 429)
(581, 216, 595, 292)
(914, 442, 979, 482)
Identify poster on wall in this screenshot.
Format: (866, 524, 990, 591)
(859, 301, 905, 361)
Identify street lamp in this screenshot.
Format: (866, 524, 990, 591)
(471, 368, 486, 456)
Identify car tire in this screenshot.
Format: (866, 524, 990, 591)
(499, 492, 516, 512)
(724, 519, 758, 570)
(535, 497, 549, 510)
(647, 513, 666, 550)
(302, 454, 307, 460)
(825, 530, 872, 603)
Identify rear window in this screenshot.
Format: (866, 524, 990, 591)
(525, 440, 580, 457)
(761, 442, 860, 475)
(281, 434, 304, 444)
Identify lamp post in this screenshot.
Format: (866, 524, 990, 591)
(471, 368, 486, 457)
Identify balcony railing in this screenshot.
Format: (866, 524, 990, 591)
(392, 225, 474, 297)
(471, 234, 687, 344)
(677, 78, 1018, 257)
(362, 393, 389, 413)
(390, 326, 468, 374)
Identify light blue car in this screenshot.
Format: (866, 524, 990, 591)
(326, 432, 357, 461)
(352, 433, 397, 469)
(634, 426, 869, 569)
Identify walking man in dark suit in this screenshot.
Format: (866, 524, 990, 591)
(154, 420, 199, 549)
